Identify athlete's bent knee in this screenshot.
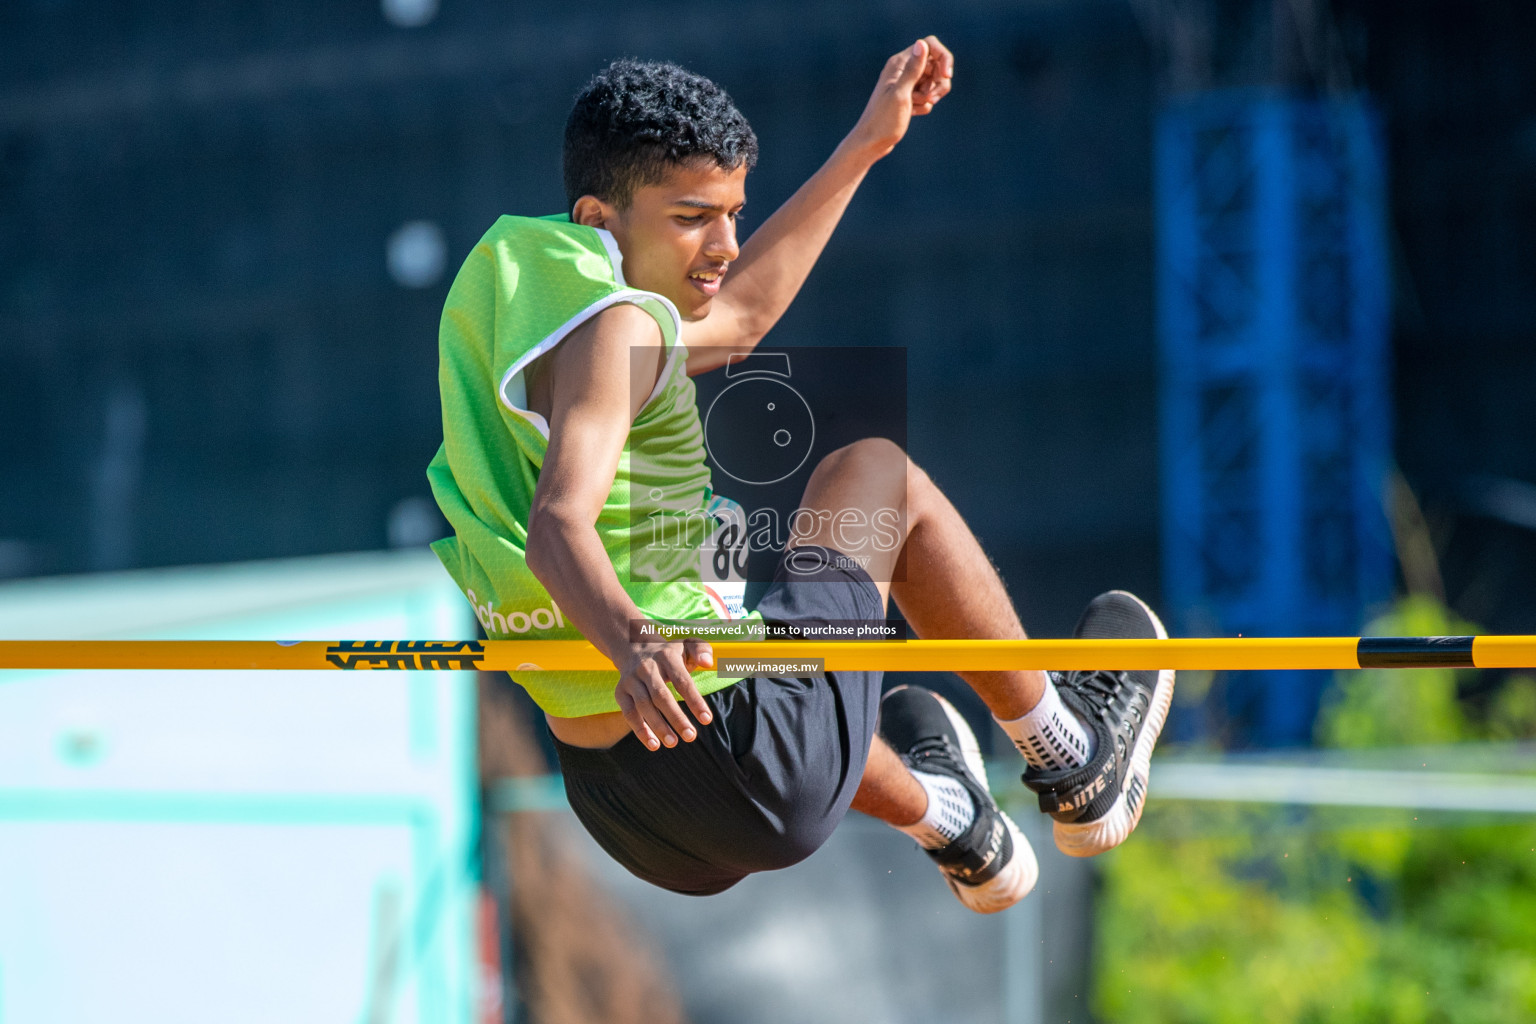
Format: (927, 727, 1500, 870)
(819, 436, 905, 472)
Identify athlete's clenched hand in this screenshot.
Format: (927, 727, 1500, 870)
(614, 638, 716, 751)
(848, 36, 955, 160)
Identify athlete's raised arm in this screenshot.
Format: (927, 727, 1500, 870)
(682, 35, 955, 375)
(523, 303, 715, 751)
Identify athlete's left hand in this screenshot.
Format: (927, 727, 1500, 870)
(848, 36, 955, 160)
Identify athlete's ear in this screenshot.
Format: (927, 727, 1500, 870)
(571, 195, 615, 230)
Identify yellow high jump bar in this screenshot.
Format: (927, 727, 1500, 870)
(1, 636, 1534, 672)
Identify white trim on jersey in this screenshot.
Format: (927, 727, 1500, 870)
(595, 226, 628, 286)
(497, 286, 684, 440)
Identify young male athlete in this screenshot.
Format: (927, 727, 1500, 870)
(427, 37, 1175, 912)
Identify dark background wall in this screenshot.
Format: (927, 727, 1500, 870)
(1, 0, 1532, 646)
(1350, 0, 1536, 635)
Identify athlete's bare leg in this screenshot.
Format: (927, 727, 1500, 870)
(787, 437, 1048, 825)
(848, 734, 929, 823)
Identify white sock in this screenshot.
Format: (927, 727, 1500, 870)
(997, 679, 1096, 771)
(894, 770, 976, 850)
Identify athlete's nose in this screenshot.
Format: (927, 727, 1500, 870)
(704, 216, 740, 264)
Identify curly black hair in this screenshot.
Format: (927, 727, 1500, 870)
(563, 59, 758, 213)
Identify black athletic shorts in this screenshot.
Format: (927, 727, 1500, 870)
(552, 544, 886, 896)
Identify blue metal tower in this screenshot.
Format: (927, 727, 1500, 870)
(1157, 91, 1394, 746)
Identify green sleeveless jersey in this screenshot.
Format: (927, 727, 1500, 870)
(426, 214, 758, 717)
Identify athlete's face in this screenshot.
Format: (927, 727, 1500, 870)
(574, 159, 746, 321)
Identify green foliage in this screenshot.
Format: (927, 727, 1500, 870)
(1487, 675, 1536, 742)
(1093, 595, 1536, 1023)
(1096, 804, 1375, 1024)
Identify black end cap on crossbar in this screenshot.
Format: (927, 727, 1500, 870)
(1357, 636, 1475, 669)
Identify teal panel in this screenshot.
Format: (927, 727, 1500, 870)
(0, 551, 478, 1024)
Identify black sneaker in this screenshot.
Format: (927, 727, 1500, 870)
(1022, 591, 1175, 858)
(879, 685, 1038, 913)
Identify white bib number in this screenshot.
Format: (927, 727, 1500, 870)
(700, 493, 749, 619)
